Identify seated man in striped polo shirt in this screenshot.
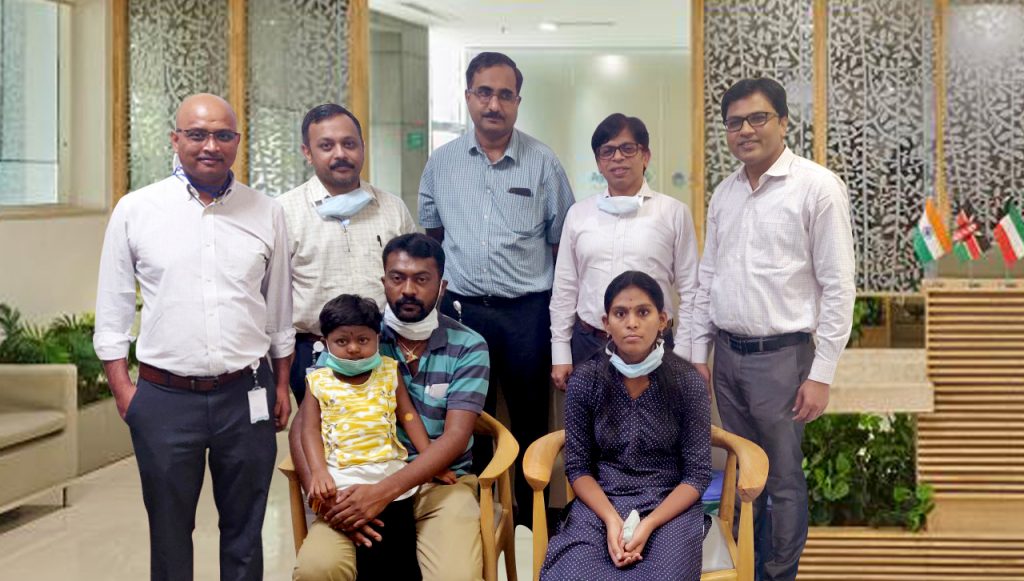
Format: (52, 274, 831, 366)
(290, 233, 490, 581)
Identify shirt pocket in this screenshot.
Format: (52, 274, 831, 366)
(225, 235, 270, 283)
(495, 188, 545, 237)
(751, 217, 805, 270)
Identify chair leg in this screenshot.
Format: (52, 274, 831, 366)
(61, 487, 68, 508)
(504, 521, 518, 581)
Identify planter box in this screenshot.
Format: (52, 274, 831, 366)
(77, 397, 133, 475)
(854, 325, 888, 348)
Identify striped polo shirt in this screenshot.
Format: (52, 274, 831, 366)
(380, 314, 490, 474)
(418, 129, 575, 298)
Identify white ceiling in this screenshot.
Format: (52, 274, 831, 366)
(369, 0, 691, 49)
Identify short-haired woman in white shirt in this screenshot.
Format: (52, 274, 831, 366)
(550, 113, 700, 390)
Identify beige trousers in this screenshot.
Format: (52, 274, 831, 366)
(293, 475, 484, 581)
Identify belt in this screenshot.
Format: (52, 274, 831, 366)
(718, 330, 810, 355)
(138, 362, 247, 392)
(296, 333, 323, 344)
(577, 318, 609, 340)
(447, 290, 548, 308)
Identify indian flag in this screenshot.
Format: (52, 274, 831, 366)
(993, 202, 1024, 265)
(913, 198, 952, 264)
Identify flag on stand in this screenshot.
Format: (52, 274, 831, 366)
(913, 198, 952, 264)
(993, 202, 1024, 265)
(952, 201, 990, 262)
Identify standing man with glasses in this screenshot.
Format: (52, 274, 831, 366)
(418, 51, 575, 523)
(279, 104, 416, 405)
(550, 113, 699, 389)
(94, 93, 294, 581)
(692, 78, 855, 581)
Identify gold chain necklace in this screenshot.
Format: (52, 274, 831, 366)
(396, 336, 426, 362)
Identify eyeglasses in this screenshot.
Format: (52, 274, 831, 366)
(467, 87, 520, 104)
(597, 142, 643, 160)
(176, 128, 241, 143)
(723, 112, 777, 133)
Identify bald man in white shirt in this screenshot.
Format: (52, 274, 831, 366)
(692, 78, 855, 581)
(94, 94, 294, 581)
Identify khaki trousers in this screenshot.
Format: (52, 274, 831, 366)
(293, 475, 484, 581)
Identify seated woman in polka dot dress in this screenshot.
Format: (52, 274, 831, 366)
(541, 271, 712, 580)
(298, 294, 456, 580)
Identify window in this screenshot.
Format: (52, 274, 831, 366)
(0, 0, 67, 207)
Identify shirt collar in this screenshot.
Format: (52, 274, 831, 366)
(737, 147, 795, 183)
(306, 176, 378, 205)
(467, 129, 520, 163)
(172, 169, 237, 204)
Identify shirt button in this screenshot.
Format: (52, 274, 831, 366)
(482, 241, 487, 247)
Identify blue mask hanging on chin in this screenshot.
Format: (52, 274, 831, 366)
(596, 194, 641, 216)
(317, 349, 382, 377)
(607, 339, 664, 378)
(316, 189, 373, 221)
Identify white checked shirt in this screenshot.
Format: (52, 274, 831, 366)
(693, 148, 855, 384)
(278, 178, 416, 334)
(93, 175, 295, 377)
(550, 181, 699, 364)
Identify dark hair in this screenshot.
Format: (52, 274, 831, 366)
(465, 52, 524, 94)
(591, 113, 650, 157)
(301, 103, 363, 146)
(720, 78, 789, 122)
(382, 233, 445, 277)
(319, 294, 382, 337)
(603, 270, 665, 314)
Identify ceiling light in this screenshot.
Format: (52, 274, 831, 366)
(538, 21, 558, 32)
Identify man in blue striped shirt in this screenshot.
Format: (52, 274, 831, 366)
(290, 233, 490, 581)
(419, 51, 574, 523)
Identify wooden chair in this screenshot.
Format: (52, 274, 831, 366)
(278, 411, 519, 581)
(522, 425, 769, 581)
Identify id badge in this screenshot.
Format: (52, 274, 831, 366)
(248, 360, 270, 423)
(248, 388, 270, 423)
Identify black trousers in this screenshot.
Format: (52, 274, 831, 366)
(355, 496, 422, 581)
(289, 336, 321, 405)
(442, 290, 552, 524)
(126, 364, 277, 581)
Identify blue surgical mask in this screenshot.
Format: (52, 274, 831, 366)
(317, 349, 382, 377)
(607, 340, 664, 378)
(315, 189, 373, 221)
(596, 193, 641, 216)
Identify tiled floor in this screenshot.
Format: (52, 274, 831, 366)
(0, 432, 533, 580)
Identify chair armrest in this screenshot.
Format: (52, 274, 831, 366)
(523, 430, 565, 491)
(0, 364, 77, 411)
(711, 425, 769, 503)
(478, 417, 519, 486)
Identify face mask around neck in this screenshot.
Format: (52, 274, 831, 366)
(606, 339, 664, 378)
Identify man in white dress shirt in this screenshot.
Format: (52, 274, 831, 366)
(278, 104, 416, 404)
(94, 93, 294, 581)
(692, 78, 855, 581)
(550, 113, 699, 390)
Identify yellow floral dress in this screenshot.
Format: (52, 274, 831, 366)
(306, 358, 411, 493)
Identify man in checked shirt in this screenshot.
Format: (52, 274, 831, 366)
(692, 78, 855, 581)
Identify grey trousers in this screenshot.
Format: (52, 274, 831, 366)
(712, 333, 814, 581)
(126, 366, 277, 581)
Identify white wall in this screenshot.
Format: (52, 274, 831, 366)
(0, 0, 109, 323)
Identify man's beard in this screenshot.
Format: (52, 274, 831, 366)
(392, 296, 430, 322)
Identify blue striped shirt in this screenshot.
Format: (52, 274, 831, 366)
(418, 129, 575, 297)
(380, 314, 490, 474)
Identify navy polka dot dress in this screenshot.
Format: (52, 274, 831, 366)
(541, 356, 712, 581)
